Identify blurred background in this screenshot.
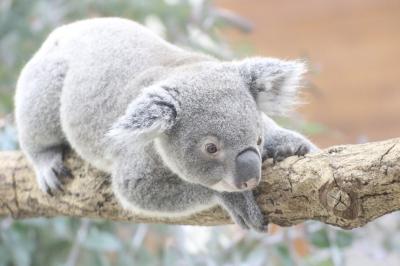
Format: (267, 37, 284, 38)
(0, 0, 399, 265)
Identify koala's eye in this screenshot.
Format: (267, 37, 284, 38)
(257, 136, 262, 146)
(205, 143, 218, 154)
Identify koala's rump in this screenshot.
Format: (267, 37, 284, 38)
(33, 18, 183, 171)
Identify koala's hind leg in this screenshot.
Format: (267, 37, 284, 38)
(15, 56, 71, 195)
(27, 146, 72, 195)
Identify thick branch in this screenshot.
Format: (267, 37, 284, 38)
(0, 138, 399, 229)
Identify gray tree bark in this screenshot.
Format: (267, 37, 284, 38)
(0, 138, 399, 229)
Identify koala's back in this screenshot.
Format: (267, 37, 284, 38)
(48, 17, 185, 76)
(15, 18, 198, 171)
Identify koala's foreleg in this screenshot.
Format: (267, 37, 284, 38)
(114, 167, 268, 231)
(261, 114, 319, 162)
(215, 191, 268, 232)
(112, 149, 267, 231)
(112, 156, 217, 217)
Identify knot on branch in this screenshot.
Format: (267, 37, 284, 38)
(319, 181, 360, 220)
(326, 188, 351, 211)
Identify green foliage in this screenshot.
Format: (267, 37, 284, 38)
(335, 231, 353, 248)
(83, 227, 122, 252)
(310, 228, 330, 248)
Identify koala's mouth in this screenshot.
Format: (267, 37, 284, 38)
(211, 179, 245, 192)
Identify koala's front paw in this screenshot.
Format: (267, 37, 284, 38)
(270, 142, 312, 164)
(263, 130, 319, 163)
(216, 191, 268, 232)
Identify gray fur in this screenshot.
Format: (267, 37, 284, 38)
(15, 18, 317, 232)
(261, 114, 319, 163)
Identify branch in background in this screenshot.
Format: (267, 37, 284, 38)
(0, 138, 399, 229)
(212, 8, 254, 33)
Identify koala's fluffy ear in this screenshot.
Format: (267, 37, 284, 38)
(107, 85, 180, 145)
(238, 57, 307, 115)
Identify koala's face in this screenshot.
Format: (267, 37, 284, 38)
(157, 117, 264, 192)
(109, 57, 306, 192)
(154, 67, 265, 192)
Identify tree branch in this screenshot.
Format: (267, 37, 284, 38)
(0, 138, 399, 229)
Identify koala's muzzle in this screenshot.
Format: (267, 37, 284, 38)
(235, 148, 261, 190)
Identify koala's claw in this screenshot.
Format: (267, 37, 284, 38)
(36, 163, 72, 195)
(232, 214, 250, 230)
(52, 165, 73, 180)
(295, 144, 311, 156)
(216, 191, 268, 233)
(229, 208, 268, 232)
(271, 143, 311, 164)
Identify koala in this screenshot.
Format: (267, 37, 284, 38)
(15, 18, 317, 232)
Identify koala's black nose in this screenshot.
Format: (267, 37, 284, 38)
(235, 148, 261, 190)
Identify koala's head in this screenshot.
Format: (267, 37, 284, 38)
(109, 57, 306, 192)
